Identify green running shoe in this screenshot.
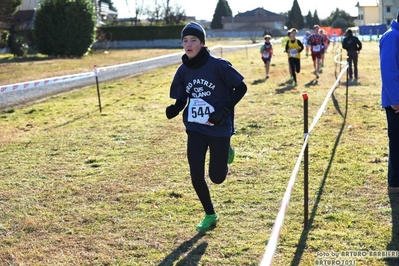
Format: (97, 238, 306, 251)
(196, 214, 219, 231)
(228, 146, 235, 164)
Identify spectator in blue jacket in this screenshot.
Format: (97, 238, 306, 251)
(379, 9, 399, 192)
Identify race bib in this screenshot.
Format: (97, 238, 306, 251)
(188, 98, 215, 126)
(289, 49, 298, 57)
(312, 45, 321, 52)
(262, 52, 270, 58)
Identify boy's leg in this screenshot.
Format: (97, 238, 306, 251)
(187, 131, 214, 214)
(208, 136, 230, 184)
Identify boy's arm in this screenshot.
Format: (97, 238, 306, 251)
(165, 98, 187, 119)
(208, 82, 248, 125)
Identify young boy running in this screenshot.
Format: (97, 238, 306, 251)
(260, 34, 273, 79)
(165, 22, 247, 232)
(308, 25, 325, 79)
(285, 28, 304, 86)
(302, 31, 311, 57)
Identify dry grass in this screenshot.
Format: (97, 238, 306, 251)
(0, 40, 395, 265)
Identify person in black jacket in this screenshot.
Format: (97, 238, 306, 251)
(342, 29, 362, 79)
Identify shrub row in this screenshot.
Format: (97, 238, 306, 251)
(96, 25, 184, 41)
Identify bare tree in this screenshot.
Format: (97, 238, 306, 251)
(163, 0, 185, 25)
(142, 0, 185, 25)
(123, 0, 144, 26)
(163, 0, 171, 24)
(134, 0, 145, 26)
(146, 0, 163, 25)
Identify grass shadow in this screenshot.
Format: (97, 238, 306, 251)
(157, 232, 206, 266)
(304, 79, 319, 88)
(290, 90, 348, 266)
(275, 79, 298, 94)
(251, 78, 266, 85)
(51, 113, 92, 129)
(385, 192, 399, 265)
(0, 55, 58, 64)
(48, 107, 104, 130)
(275, 84, 297, 94)
(339, 79, 361, 87)
(349, 79, 361, 86)
(175, 242, 208, 266)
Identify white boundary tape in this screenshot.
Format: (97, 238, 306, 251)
(0, 43, 261, 96)
(260, 133, 310, 266)
(260, 54, 349, 265)
(1, 43, 264, 109)
(0, 72, 94, 94)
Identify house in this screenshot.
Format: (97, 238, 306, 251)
(354, 0, 379, 26)
(97, 1, 118, 24)
(11, 0, 118, 29)
(12, 0, 38, 31)
(221, 7, 286, 33)
(379, 0, 399, 25)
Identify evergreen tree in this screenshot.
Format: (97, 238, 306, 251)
(321, 8, 355, 28)
(34, 0, 95, 57)
(312, 10, 320, 26)
(286, 0, 304, 29)
(210, 0, 232, 30)
(0, 0, 21, 29)
(331, 17, 349, 29)
(305, 10, 313, 29)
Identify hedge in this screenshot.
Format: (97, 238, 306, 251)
(96, 25, 184, 41)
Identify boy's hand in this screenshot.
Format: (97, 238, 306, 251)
(165, 105, 179, 119)
(208, 107, 230, 125)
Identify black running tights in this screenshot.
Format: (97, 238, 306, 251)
(288, 57, 301, 82)
(187, 131, 230, 215)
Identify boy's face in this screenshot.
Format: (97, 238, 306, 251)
(182, 35, 204, 59)
(264, 37, 270, 42)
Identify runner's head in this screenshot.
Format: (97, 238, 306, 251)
(313, 25, 320, 34)
(181, 21, 206, 44)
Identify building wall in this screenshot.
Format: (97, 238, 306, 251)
(379, 0, 399, 25)
(363, 6, 380, 24)
(223, 21, 285, 31)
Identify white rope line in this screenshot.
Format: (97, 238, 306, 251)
(260, 53, 349, 265)
(0, 72, 94, 94)
(0, 44, 249, 95)
(260, 134, 310, 266)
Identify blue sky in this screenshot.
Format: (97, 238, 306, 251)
(113, 0, 359, 20)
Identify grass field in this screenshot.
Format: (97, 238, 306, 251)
(0, 40, 397, 265)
